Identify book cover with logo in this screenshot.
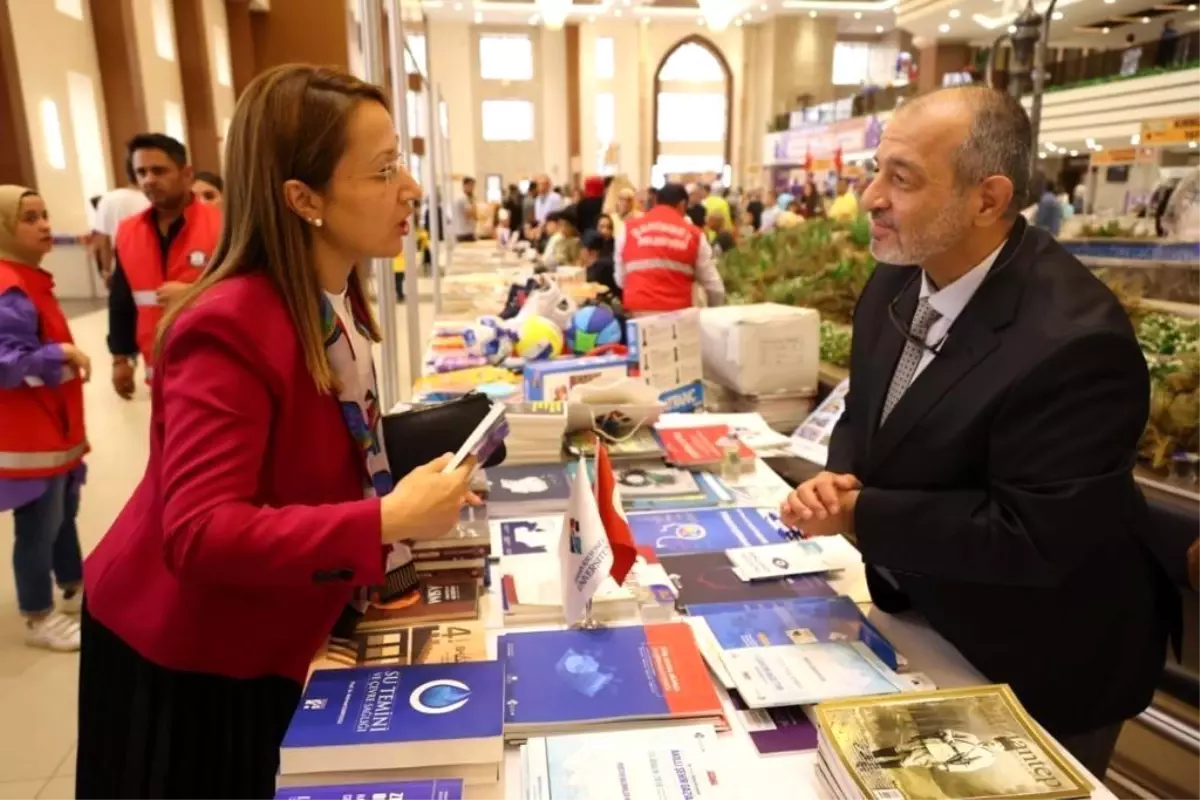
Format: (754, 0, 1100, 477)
(280, 662, 504, 776)
(628, 507, 791, 556)
(722, 641, 909, 709)
(688, 596, 899, 670)
(499, 623, 722, 736)
(358, 575, 480, 631)
(274, 778, 464, 800)
(655, 425, 755, 470)
(659, 552, 836, 609)
(494, 515, 563, 556)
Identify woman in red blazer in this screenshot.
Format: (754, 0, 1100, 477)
(76, 66, 474, 798)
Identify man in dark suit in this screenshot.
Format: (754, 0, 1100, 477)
(780, 86, 1171, 778)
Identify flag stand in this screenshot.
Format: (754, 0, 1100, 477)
(577, 600, 603, 630)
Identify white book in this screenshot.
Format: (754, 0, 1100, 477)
(721, 641, 910, 709)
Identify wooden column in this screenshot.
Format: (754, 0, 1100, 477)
(251, 0, 349, 73)
(0, 0, 34, 186)
(224, 0, 256, 97)
(90, 0, 148, 186)
(172, 0, 220, 170)
(565, 23, 581, 178)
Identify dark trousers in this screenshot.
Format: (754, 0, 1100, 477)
(1058, 722, 1123, 780)
(393, 271, 405, 301)
(12, 471, 83, 615)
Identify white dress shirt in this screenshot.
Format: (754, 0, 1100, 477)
(533, 191, 563, 224)
(911, 241, 1005, 380)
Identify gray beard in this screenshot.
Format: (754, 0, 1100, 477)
(870, 201, 971, 266)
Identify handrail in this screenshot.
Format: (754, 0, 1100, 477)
(1136, 705, 1200, 754)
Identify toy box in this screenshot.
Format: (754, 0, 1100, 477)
(522, 355, 630, 402)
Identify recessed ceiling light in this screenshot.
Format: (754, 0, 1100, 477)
(1103, 0, 1115, 3)
(809, 10, 817, 17)
(474, 10, 482, 22)
(854, 11, 863, 19)
(760, 3, 769, 10)
(1190, 4, 1198, 10)
(1069, 149, 1079, 156)
(1101, 26, 1110, 33)
(948, 8, 961, 18)
(875, 24, 884, 32)
(1038, 152, 1047, 159)
(1052, 11, 1063, 19)
(1141, 16, 1151, 22)
(743, 12, 752, 19)
(1130, 134, 1140, 145)
(939, 22, 950, 32)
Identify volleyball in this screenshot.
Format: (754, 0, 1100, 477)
(514, 314, 565, 360)
(566, 305, 622, 354)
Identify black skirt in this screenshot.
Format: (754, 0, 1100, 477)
(76, 604, 302, 799)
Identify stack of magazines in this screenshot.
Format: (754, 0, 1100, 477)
(504, 401, 569, 465)
(813, 685, 1093, 800)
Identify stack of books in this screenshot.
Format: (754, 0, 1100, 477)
(519, 724, 726, 800)
(278, 662, 505, 793)
(483, 464, 572, 517)
(411, 503, 490, 582)
(566, 459, 728, 511)
(499, 552, 641, 625)
(814, 685, 1093, 800)
(314, 621, 487, 669)
(564, 428, 664, 461)
(499, 623, 724, 739)
(357, 573, 482, 630)
(654, 424, 756, 477)
(277, 778, 464, 800)
(503, 401, 569, 465)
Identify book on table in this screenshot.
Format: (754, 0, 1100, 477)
(521, 724, 725, 800)
(314, 621, 487, 669)
(654, 424, 756, 473)
(499, 552, 640, 625)
(564, 428, 664, 461)
(501, 401, 567, 466)
(627, 506, 793, 556)
(274, 778, 464, 800)
(659, 551, 836, 609)
(493, 515, 564, 557)
(565, 459, 729, 511)
(499, 623, 723, 738)
(721, 640, 910, 708)
(483, 463, 572, 516)
(814, 684, 1093, 800)
(357, 573, 481, 630)
(279, 662, 504, 782)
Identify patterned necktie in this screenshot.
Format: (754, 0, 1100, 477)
(881, 297, 942, 424)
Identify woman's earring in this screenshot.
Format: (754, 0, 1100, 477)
(313, 218, 324, 228)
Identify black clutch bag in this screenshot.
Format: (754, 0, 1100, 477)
(382, 392, 507, 480)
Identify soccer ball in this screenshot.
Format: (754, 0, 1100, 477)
(514, 314, 565, 360)
(566, 305, 622, 354)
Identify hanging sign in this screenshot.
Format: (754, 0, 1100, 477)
(1141, 115, 1200, 146)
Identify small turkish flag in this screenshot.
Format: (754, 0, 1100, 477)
(594, 444, 637, 586)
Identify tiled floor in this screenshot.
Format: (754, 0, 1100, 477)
(0, 291, 436, 797)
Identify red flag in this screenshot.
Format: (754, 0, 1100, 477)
(594, 444, 637, 585)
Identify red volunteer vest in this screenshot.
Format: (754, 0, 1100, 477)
(115, 199, 221, 369)
(620, 205, 702, 313)
(0, 260, 88, 479)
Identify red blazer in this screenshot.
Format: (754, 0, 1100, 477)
(84, 273, 385, 684)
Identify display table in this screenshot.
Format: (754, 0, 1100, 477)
(474, 458, 1117, 800)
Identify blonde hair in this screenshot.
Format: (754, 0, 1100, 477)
(156, 65, 386, 393)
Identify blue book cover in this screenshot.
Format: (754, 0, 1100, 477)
(484, 464, 570, 506)
(275, 778, 464, 800)
(282, 662, 504, 750)
(687, 596, 899, 670)
(500, 624, 720, 729)
(497, 516, 561, 556)
(627, 507, 792, 555)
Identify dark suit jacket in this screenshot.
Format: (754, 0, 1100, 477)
(830, 218, 1171, 737)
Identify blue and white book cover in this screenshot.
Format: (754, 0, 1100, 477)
(493, 516, 562, 556)
(275, 778, 464, 800)
(539, 725, 724, 800)
(687, 596, 899, 669)
(485, 465, 570, 505)
(722, 641, 908, 709)
(627, 507, 791, 555)
(500, 624, 720, 729)
(282, 662, 504, 750)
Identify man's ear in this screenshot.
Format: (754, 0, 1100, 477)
(976, 175, 1016, 225)
(283, 179, 323, 225)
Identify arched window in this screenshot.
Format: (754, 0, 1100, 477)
(653, 36, 731, 183)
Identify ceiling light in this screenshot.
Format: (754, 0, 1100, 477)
(641, 14, 650, 24)
(743, 12, 752, 19)
(1051, 10, 1063, 19)
(474, 9, 482, 22)
(1086, 137, 1095, 145)
(1038, 152, 1047, 159)
(1069, 149, 1079, 156)
(1101, 26, 1110, 33)
(809, 10, 817, 17)
(1103, 0, 1115, 3)
(623, 0, 632, 5)
(875, 24, 884, 32)
(1130, 134, 1140, 145)
(535, 0, 566, 28)
(1141, 16, 1150, 23)
(614, 7, 622, 15)
(1008, 24, 1017, 32)
(530, 13, 540, 25)
(587, 14, 595, 22)
(854, 11, 863, 18)
(761, 3, 769, 9)
(1190, 4, 1197, 10)
(939, 22, 950, 32)
(697, 0, 739, 29)
(948, 8, 961, 18)
(1191, 141, 1199, 149)
(735, 18, 743, 26)
(453, 1, 462, 9)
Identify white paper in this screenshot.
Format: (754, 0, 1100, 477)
(726, 542, 831, 581)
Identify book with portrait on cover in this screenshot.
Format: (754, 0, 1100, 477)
(814, 684, 1092, 800)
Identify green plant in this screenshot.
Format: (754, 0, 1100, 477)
(819, 321, 852, 367)
(718, 217, 875, 324)
(1078, 219, 1149, 239)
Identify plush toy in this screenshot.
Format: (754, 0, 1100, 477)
(514, 314, 565, 360)
(566, 305, 623, 354)
(518, 277, 577, 331)
(434, 316, 517, 365)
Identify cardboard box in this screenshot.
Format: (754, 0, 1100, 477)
(699, 304, 821, 396)
(625, 309, 705, 411)
(522, 355, 630, 402)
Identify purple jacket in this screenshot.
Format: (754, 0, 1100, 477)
(0, 287, 82, 511)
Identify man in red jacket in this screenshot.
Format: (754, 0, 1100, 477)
(614, 182, 725, 316)
(107, 134, 221, 397)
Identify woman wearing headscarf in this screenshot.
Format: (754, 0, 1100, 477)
(0, 185, 91, 652)
(576, 175, 606, 235)
(761, 191, 792, 232)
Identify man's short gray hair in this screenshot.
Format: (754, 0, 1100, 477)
(908, 86, 1033, 217)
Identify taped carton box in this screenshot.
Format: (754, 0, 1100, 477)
(699, 304, 820, 396)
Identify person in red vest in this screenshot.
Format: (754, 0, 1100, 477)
(108, 133, 221, 396)
(614, 182, 725, 316)
(0, 185, 91, 652)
